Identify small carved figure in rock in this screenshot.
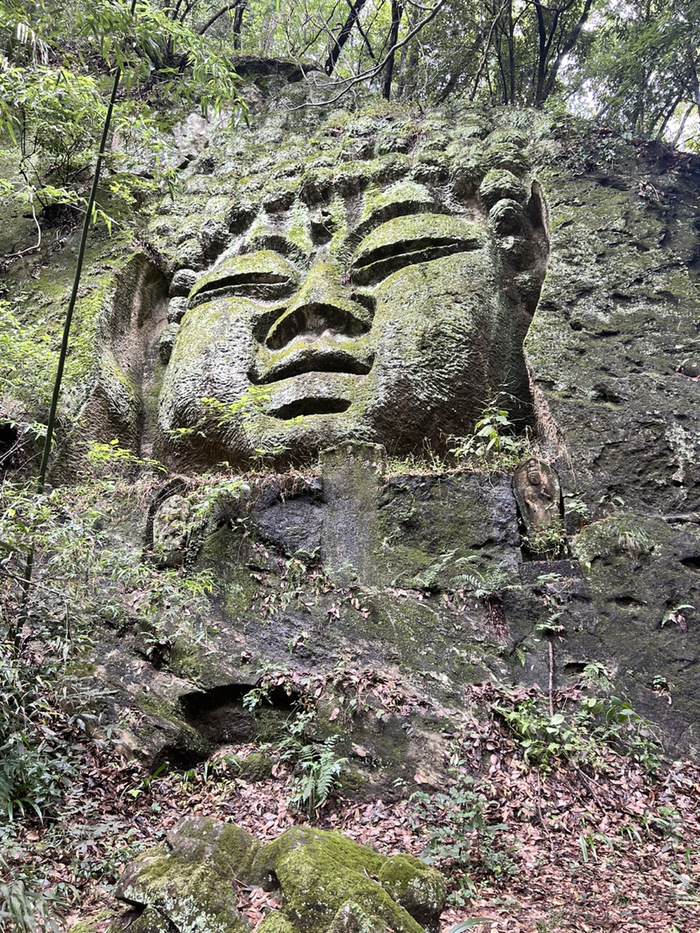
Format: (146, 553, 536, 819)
(513, 457, 565, 557)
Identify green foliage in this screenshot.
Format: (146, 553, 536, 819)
(411, 548, 461, 592)
(0, 0, 244, 233)
(0, 634, 79, 824)
(661, 604, 694, 629)
(0, 621, 86, 931)
(385, 443, 447, 475)
(410, 769, 515, 904)
(563, 494, 589, 528)
(199, 391, 292, 468)
(522, 520, 567, 560)
(87, 439, 166, 477)
(0, 302, 57, 409)
(242, 683, 273, 712)
(449, 397, 531, 471)
(0, 874, 62, 933)
(0, 470, 233, 924)
(449, 557, 510, 601)
(566, 0, 700, 143)
(287, 736, 349, 821)
(614, 520, 654, 559)
(494, 676, 661, 774)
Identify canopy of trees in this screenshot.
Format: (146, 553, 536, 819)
(1, 0, 698, 143)
(0, 0, 697, 232)
(0, 0, 697, 277)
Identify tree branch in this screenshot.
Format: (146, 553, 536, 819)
(295, 0, 448, 108)
(469, 0, 509, 101)
(541, 0, 595, 103)
(198, 1, 243, 36)
(325, 0, 369, 76)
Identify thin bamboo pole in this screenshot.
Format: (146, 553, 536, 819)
(23, 0, 138, 595)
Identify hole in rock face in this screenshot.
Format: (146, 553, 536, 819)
(179, 682, 299, 746)
(564, 662, 587, 676)
(614, 595, 644, 608)
(310, 219, 333, 244)
(681, 556, 700, 571)
(156, 743, 208, 771)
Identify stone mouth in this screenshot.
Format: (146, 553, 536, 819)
(260, 371, 360, 421)
(268, 397, 352, 420)
(253, 346, 374, 384)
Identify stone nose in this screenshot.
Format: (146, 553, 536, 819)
(264, 260, 374, 350)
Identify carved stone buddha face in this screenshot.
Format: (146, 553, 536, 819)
(156, 125, 548, 470)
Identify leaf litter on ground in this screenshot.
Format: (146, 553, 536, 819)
(6, 700, 700, 933)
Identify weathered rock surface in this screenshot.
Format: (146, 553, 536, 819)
(3, 96, 699, 779)
(113, 818, 445, 933)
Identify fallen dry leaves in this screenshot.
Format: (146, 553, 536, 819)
(11, 706, 700, 933)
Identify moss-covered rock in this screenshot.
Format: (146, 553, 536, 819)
(253, 826, 443, 933)
(114, 821, 445, 933)
(115, 817, 261, 933)
(378, 855, 446, 933)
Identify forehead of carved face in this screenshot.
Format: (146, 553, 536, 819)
(157, 125, 548, 471)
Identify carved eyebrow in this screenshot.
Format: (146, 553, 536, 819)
(339, 198, 441, 261)
(350, 216, 485, 286)
(187, 250, 299, 308)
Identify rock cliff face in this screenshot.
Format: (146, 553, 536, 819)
(2, 89, 699, 784)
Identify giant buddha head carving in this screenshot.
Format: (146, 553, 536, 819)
(154, 113, 549, 470)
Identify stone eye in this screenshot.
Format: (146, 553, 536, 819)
(351, 215, 485, 286)
(187, 251, 299, 309)
(188, 273, 296, 309)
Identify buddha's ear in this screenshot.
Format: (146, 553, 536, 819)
(527, 181, 549, 242)
(52, 255, 169, 479)
(487, 180, 549, 317)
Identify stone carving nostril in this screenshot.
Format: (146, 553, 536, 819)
(350, 291, 377, 315)
(265, 303, 370, 351)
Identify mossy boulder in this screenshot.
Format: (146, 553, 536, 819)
(115, 817, 261, 933)
(114, 820, 445, 933)
(377, 854, 446, 933)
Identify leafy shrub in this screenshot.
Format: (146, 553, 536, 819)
(449, 396, 531, 470)
(494, 681, 661, 774)
(411, 771, 515, 904)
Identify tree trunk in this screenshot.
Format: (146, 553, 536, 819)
(233, 1, 246, 49)
(325, 0, 369, 76)
(381, 0, 403, 100)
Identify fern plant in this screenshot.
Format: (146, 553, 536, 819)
(450, 559, 510, 600)
(289, 736, 348, 821)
